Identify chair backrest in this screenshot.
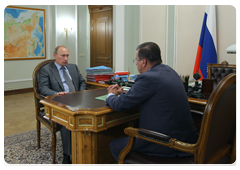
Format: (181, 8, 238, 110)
(207, 63, 236, 85)
(196, 73, 236, 163)
(32, 59, 55, 111)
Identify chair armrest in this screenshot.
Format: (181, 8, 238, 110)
(118, 127, 197, 164)
(35, 92, 45, 100)
(43, 115, 49, 120)
(137, 128, 172, 143)
(39, 94, 46, 99)
(191, 109, 204, 115)
(125, 127, 196, 151)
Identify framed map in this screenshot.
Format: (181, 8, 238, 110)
(4, 6, 46, 60)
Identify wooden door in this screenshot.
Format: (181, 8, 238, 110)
(89, 5, 113, 68)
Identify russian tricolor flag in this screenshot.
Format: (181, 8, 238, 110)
(193, 5, 217, 80)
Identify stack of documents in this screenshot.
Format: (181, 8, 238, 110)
(114, 71, 137, 82)
(114, 71, 130, 76)
(85, 66, 114, 82)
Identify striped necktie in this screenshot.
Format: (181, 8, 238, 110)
(61, 66, 75, 92)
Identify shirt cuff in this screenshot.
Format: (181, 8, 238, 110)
(107, 92, 116, 98)
(105, 93, 116, 106)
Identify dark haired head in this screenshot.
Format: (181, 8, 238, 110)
(136, 42, 162, 64)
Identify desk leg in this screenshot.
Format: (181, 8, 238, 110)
(71, 131, 97, 164)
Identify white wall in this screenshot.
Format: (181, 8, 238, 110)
(217, 5, 236, 64)
(113, 5, 140, 74)
(77, 5, 90, 79)
(114, 5, 125, 72)
(4, 5, 236, 90)
(55, 5, 78, 65)
(175, 5, 206, 77)
(176, 5, 236, 78)
(140, 5, 236, 79)
(140, 5, 167, 65)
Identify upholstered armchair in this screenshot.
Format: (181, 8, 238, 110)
(32, 59, 61, 164)
(118, 73, 236, 164)
(207, 61, 236, 85)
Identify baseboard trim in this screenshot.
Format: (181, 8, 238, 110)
(4, 88, 33, 96)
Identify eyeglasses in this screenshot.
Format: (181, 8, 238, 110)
(133, 59, 142, 63)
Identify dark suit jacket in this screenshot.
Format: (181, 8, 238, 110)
(38, 62, 86, 96)
(106, 63, 197, 157)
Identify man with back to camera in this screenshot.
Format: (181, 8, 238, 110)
(38, 45, 86, 164)
(106, 42, 197, 162)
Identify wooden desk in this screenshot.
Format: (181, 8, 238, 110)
(86, 81, 110, 89)
(86, 81, 208, 132)
(86, 81, 208, 111)
(40, 88, 139, 164)
(41, 82, 208, 163)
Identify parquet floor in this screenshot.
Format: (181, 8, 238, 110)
(4, 92, 42, 137)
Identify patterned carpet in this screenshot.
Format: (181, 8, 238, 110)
(4, 127, 63, 164)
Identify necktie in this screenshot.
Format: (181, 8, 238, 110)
(61, 66, 76, 92)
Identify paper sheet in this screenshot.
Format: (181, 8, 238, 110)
(95, 94, 108, 101)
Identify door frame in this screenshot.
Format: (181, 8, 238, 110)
(88, 5, 113, 68)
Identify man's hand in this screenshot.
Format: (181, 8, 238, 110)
(107, 84, 123, 95)
(57, 91, 67, 95)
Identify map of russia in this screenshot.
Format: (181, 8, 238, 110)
(4, 7, 45, 59)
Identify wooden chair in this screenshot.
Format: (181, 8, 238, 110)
(118, 73, 236, 164)
(207, 61, 236, 85)
(32, 59, 60, 164)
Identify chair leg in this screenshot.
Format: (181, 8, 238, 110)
(37, 120, 41, 149)
(52, 132, 56, 164)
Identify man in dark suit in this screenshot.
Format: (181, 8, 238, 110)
(38, 45, 86, 163)
(106, 42, 197, 162)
